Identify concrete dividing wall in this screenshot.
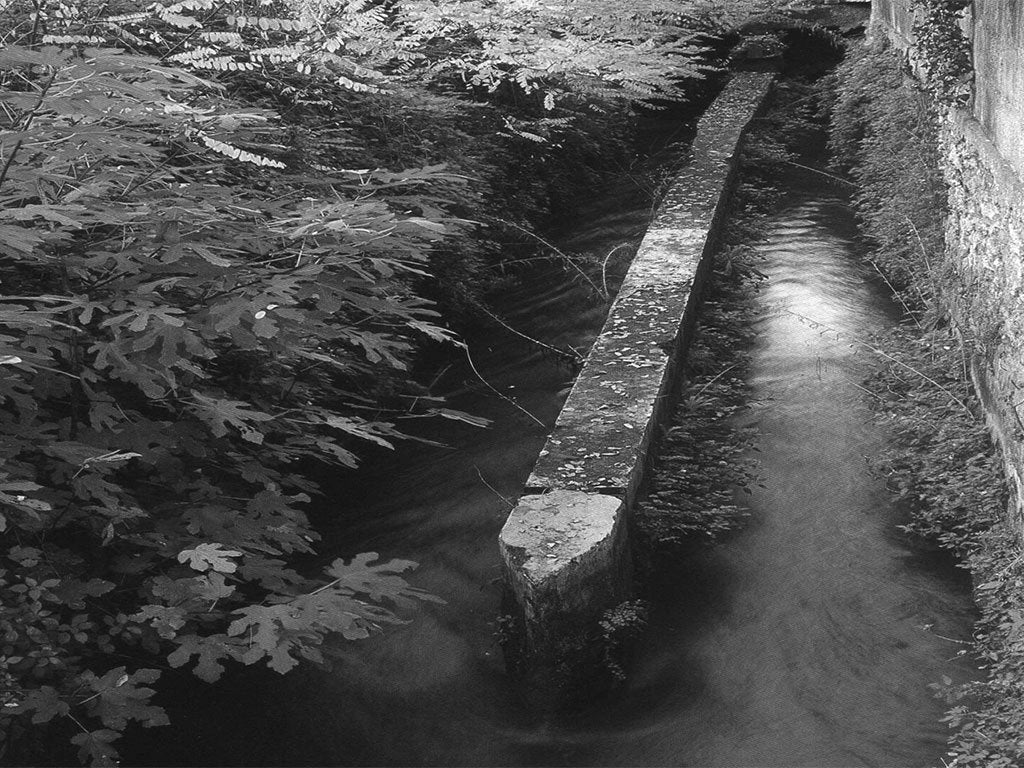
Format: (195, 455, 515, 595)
(871, 0, 1024, 534)
(499, 72, 774, 662)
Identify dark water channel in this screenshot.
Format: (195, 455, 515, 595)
(136, 171, 977, 767)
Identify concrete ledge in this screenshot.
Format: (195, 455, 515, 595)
(525, 73, 775, 504)
(500, 72, 774, 669)
(499, 491, 629, 645)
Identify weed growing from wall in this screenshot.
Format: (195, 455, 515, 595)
(863, 326, 1023, 768)
(911, 0, 973, 105)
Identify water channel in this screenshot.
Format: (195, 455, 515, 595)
(551, 176, 980, 767)
(135, 157, 978, 768)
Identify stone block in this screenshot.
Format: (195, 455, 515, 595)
(498, 490, 630, 646)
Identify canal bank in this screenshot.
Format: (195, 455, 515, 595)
(124, 38, 989, 768)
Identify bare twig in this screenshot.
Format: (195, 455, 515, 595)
(488, 217, 606, 297)
(461, 344, 545, 428)
(0, 70, 57, 191)
(600, 242, 632, 297)
(899, 214, 935, 308)
(473, 465, 513, 508)
(866, 257, 922, 329)
(784, 309, 973, 416)
(782, 160, 858, 187)
(849, 378, 886, 403)
(478, 304, 581, 364)
(694, 363, 738, 400)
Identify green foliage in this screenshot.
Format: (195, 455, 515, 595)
(829, 41, 947, 313)
(865, 329, 1003, 553)
(596, 599, 649, 682)
(0, 0, 791, 762)
(537, 599, 651, 704)
(911, 0, 973, 105)
(862, 326, 1023, 768)
(0, 1, 457, 763)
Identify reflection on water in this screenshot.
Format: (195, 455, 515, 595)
(134, 181, 976, 768)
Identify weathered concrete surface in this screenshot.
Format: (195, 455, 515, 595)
(942, 111, 1024, 535)
(499, 72, 774, 666)
(971, 0, 1024, 178)
(499, 491, 629, 644)
(871, 0, 916, 48)
(526, 72, 775, 504)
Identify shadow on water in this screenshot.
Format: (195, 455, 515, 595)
(130, 159, 977, 768)
(128, 108, 685, 766)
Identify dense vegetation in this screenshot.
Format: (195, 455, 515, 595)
(0, 0, 795, 763)
(831, 41, 1024, 768)
(911, 0, 973, 104)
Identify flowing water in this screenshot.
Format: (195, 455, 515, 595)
(135, 170, 977, 768)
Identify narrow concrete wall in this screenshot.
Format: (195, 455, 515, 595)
(498, 72, 774, 662)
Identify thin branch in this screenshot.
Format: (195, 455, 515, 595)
(473, 465, 513, 508)
(693, 363, 738, 400)
(781, 160, 857, 187)
(477, 304, 581, 364)
(784, 309, 973, 416)
(0, 69, 57, 191)
(600, 242, 632, 297)
(487, 217, 606, 297)
(461, 344, 545, 428)
(866, 257, 922, 329)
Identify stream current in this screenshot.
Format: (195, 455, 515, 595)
(137, 171, 977, 767)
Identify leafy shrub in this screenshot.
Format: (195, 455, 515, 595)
(829, 40, 947, 308)
(863, 326, 1024, 768)
(0, 0, 798, 762)
(911, 0, 973, 105)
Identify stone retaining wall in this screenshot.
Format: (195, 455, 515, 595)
(942, 111, 1024, 535)
(871, 0, 1024, 536)
(498, 72, 774, 663)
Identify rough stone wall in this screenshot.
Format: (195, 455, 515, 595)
(942, 112, 1024, 533)
(871, 0, 1024, 534)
